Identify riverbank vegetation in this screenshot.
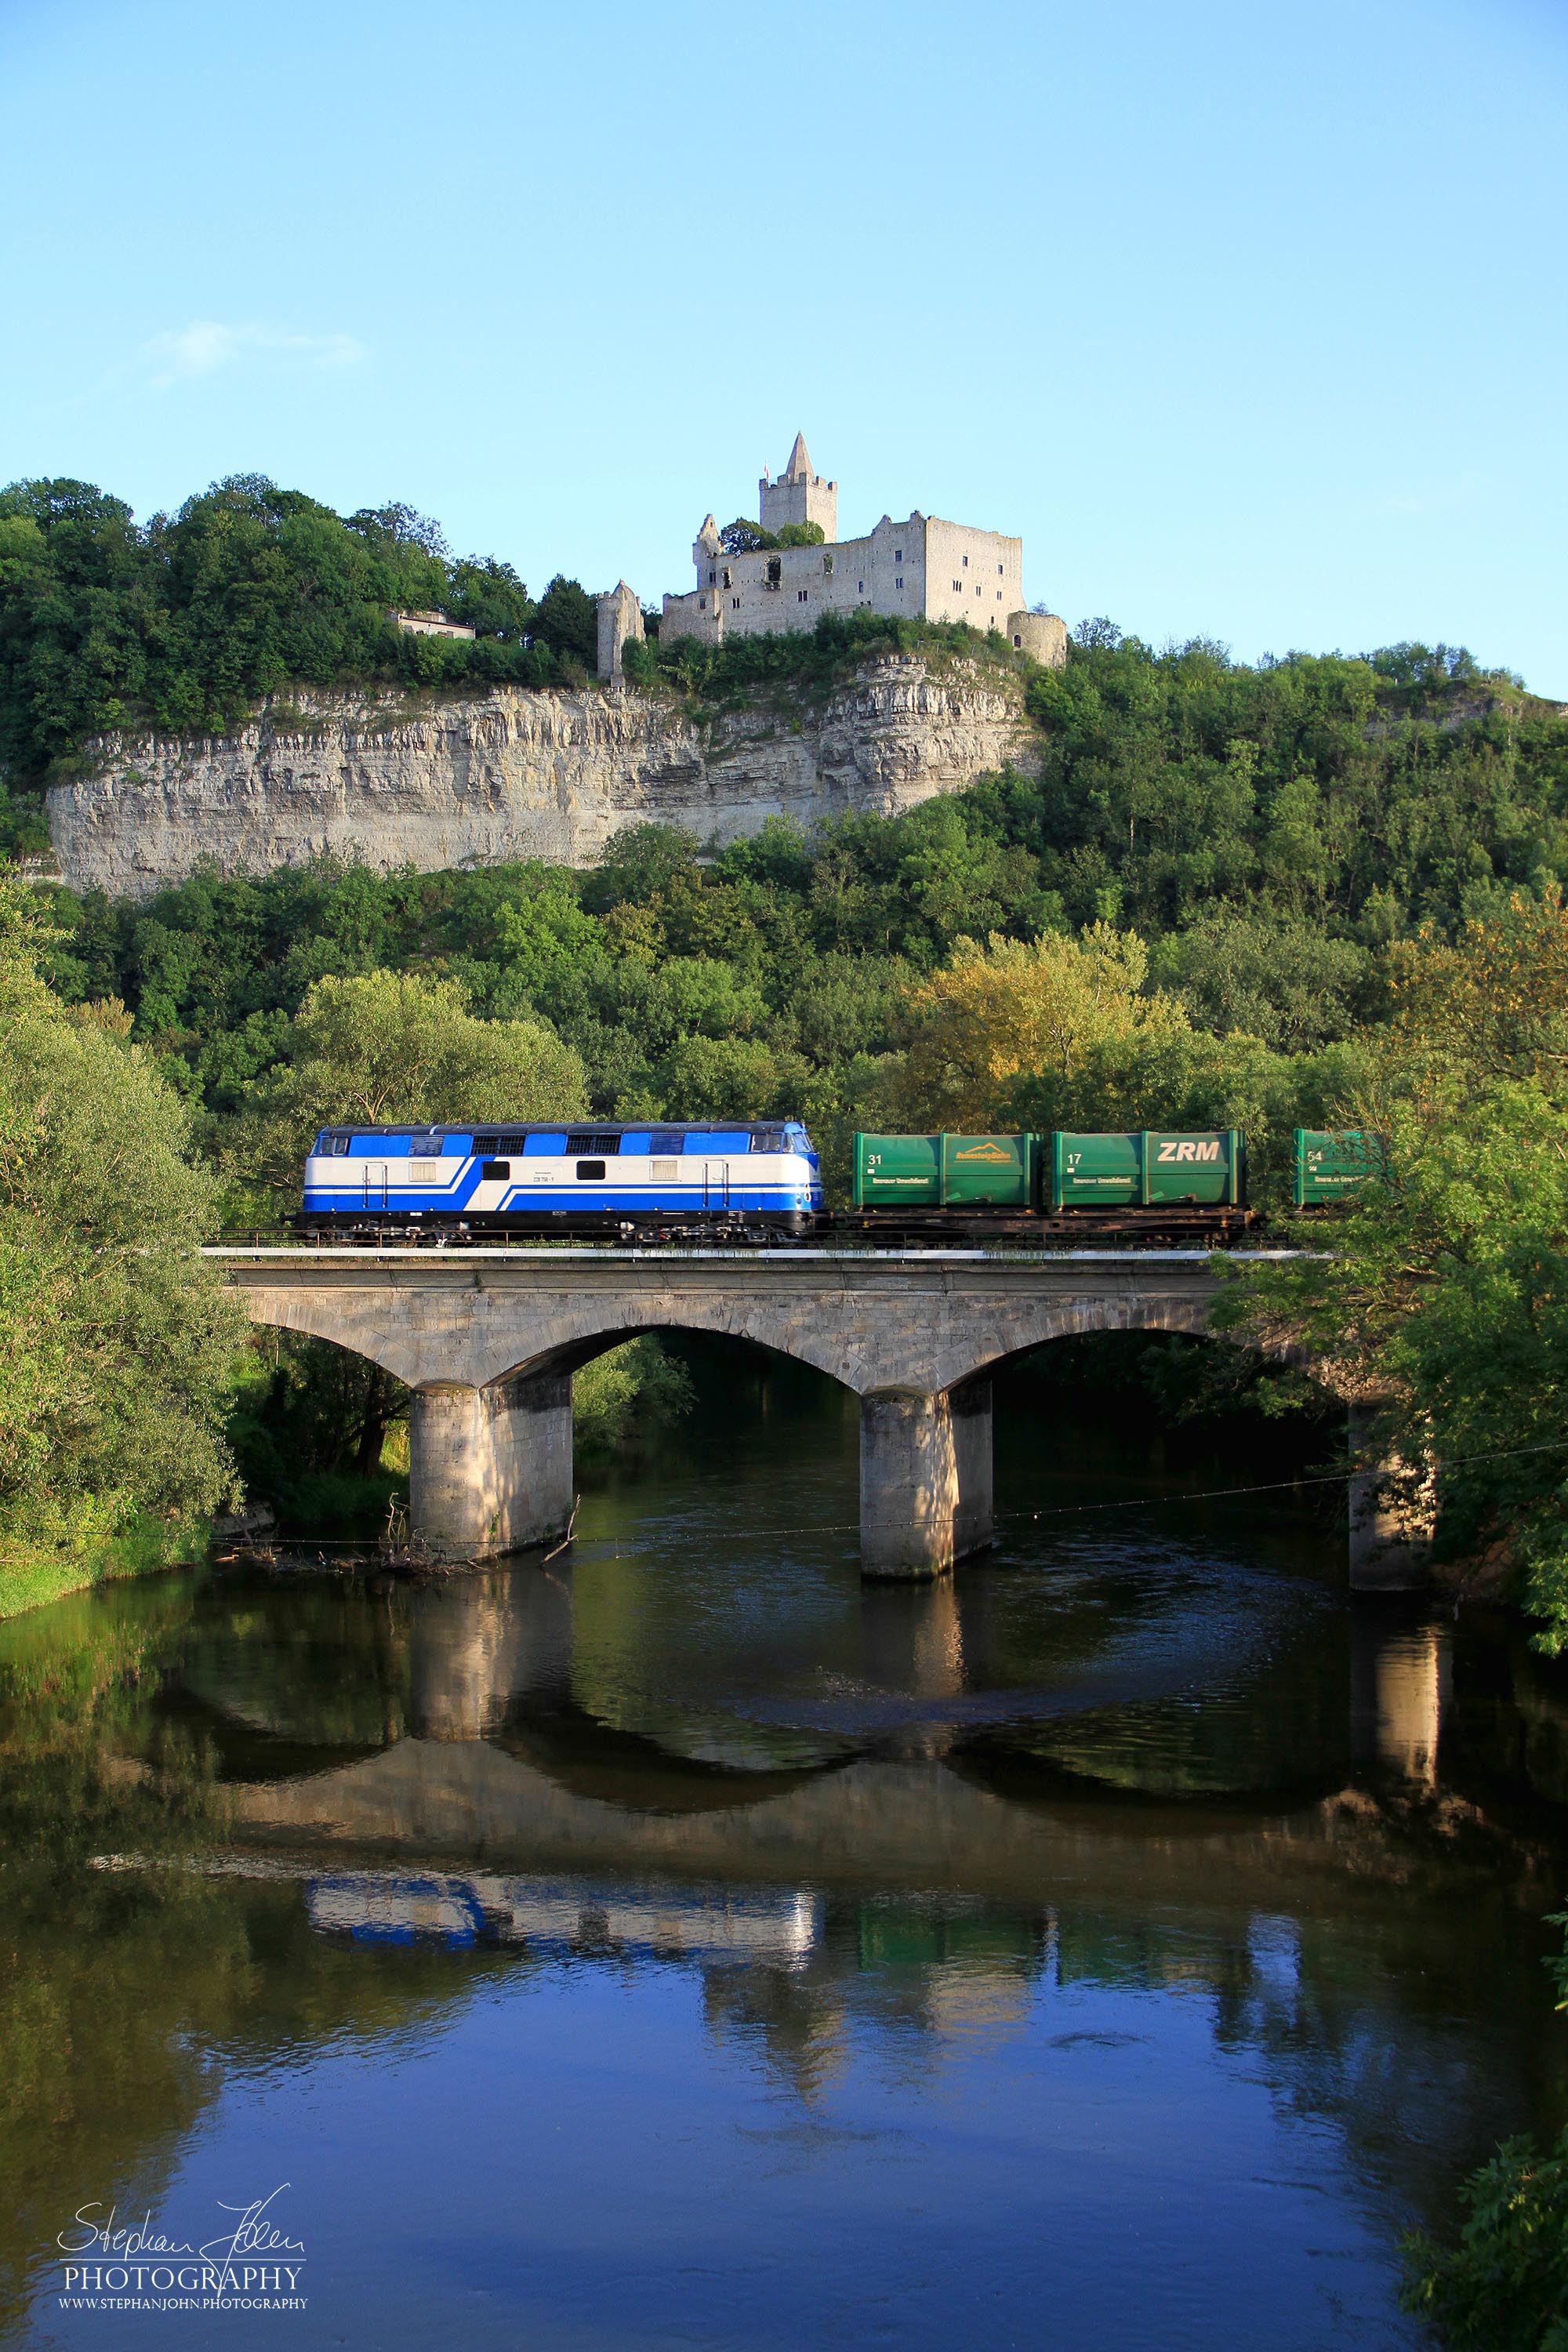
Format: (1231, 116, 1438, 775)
(0, 877, 245, 1617)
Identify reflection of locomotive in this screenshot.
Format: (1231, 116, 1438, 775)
(293, 1120, 1376, 1247)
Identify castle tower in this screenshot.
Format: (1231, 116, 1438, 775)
(595, 579, 644, 681)
(759, 432, 837, 543)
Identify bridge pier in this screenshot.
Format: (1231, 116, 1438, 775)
(1348, 1406, 1435, 1591)
(408, 1373, 573, 1560)
(859, 1378, 993, 1580)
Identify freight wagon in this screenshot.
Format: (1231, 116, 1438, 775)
(846, 1128, 1252, 1244)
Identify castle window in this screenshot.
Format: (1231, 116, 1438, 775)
(858, 581, 864, 593)
(952, 579, 962, 591)
(997, 564, 1004, 575)
(722, 568, 731, 589)
(895, 577, 903, 590)
(699, 597, 706, 609)
(797, 588, 808, 602)
(1013, 633, 1022, 648)
(731, 595, 740, 608)
(708, 570, 716, 584)
(823, 552, 833, 576)
(895, 549, 902, 561)
(962, 554, 968, 568)
(766, 557, 782, 590)
(996, 590, 1003, 600)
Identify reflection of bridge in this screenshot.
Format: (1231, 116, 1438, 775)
(224, 1566, 1461, 1918)
(213, 1246, 1239, 1577)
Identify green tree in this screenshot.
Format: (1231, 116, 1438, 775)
(1402, 2132, 1568, 2350)
(234, 968, 587, 1203)
(0, 875, 245, 1611)
(528, 575, 598, 671)
(1151, 906, 1369, 1048)
(1215, 1070, 1568, 1646)
(885, 924, 1190, 1131)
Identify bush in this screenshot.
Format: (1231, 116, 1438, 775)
(1403, 2135, 1568, 2350)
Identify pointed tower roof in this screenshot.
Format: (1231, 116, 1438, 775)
(783, 431, 813, 481)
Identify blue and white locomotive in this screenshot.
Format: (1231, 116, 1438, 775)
(296, 1120, 823, 1242)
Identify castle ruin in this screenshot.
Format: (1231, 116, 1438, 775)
(597, 434, 1065, 680)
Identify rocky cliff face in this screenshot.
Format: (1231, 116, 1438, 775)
(45, 654, 1038, 898)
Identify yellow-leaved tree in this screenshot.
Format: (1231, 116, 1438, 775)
(885, 925, 1191, 1131)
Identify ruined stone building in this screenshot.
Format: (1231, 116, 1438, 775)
(596, 434, 1065, 680)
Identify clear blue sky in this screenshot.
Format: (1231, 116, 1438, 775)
(4, 0, 1564, 688)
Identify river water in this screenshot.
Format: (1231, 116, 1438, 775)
(3, 1347, 1567, 2351)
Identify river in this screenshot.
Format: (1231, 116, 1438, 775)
(2, 1344, 1566, 2350)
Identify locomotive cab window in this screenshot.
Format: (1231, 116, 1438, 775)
(323, 1133, 350, 1156)
(751, 1129, 786, 1152)
(575, 1160, 607, 1181)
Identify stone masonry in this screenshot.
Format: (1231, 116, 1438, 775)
(632, 433, 1069, 672)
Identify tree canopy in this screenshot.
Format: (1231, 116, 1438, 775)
(0, 474, 602, 784)
(0, 876, 245, 1606)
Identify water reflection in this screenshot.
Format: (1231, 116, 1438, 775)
(3, 1381, 1568, 2351)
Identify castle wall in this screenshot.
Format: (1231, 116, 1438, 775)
(921, 518, 1022, 632)
(46, 654, 1042, 898)
(666, 516, 931, 647)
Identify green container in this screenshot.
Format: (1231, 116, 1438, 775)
(1051, 1131, 1243, 1209)
(854, 1133, 941, 1208)
(939, 1132, 1036, 1207)
(853, 1134, 1037, 1209)
(1293, 1128, 1382, 1207)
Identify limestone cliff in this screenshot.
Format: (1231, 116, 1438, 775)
(45, 653, 1039, 899)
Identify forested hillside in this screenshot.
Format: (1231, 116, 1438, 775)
(27, 619, 1567, 1206)
(0, 474, 602, 797)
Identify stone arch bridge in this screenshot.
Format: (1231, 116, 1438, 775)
(210, 1247, 1412, 1584)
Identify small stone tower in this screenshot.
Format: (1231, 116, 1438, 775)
(595, 580, 644, 682)
(759, 432, 837, 543)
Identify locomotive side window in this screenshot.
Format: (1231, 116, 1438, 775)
(649, 1131, 685, 1154)
(481, 1160, 511, 1179)
(575, 1160, 607, 1181)
(474, 1135, 500, 1156)
(567, 1131, 622, 1156)
(649, 1158, 679, 1180)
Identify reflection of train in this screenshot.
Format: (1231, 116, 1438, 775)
(292, 1123, 1377, 1247)
(307, 1871, 822, 1962)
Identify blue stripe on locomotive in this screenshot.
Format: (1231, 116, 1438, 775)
(301, 1122, 822, 1215)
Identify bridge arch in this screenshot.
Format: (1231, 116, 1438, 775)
(212, 1249, 1247, 1579)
